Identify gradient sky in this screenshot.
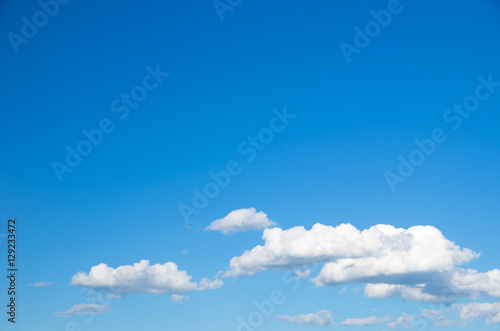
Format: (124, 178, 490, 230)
(1, 0, 500, 330)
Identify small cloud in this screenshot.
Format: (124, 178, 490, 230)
(275, 310, 334, 327)
(181, 250, 189, 255)
(342, 315, 391, 326)
(205, 208, 276, 234)
(171, 294, 187, 303)
(339, 286, 348, 295)
(198, 277, 223, 291)
(29, 282, 53, 287)
(55, 304, 109, 317)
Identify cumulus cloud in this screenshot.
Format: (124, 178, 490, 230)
(275, 310, 334, 326)
(205, 208, 276, 234)
(362, 267, 500, 303)
(224, 222, 500, 303)
(450, 268, 500, 298)
(71, 260, 222, 295)
(55, 304, 109, 317)
(225, 223, 477, 278)
(311, 224, 478, 286)
(29, 281, 53, 287)
(342, 315, 391, 326)
(225, 223, 359, 277)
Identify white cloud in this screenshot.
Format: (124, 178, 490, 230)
(205, 208, 276, 234)
(181, 250, 189, 255)
(171, 294, 187, 303)
(275, 310, 334, 326)
(225, 223, 477, 278)
(312, 224, 478, 286)
(450, 268, 500, 298)
(364, 283, 442, 303)
(342, 315, 391, 326)
(225, 223, 359, 277)
(198, 276, 224, 290)
(71, 260, 222, 295)
(362, 267, 500, 303)
(454, 302, 500, 324)
(29, 282, 53, 287)
(55, 304, 109, 317)
(223, 222, 500, 303)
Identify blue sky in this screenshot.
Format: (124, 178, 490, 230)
(1, 0, 500, 330)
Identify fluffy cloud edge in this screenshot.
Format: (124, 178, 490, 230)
(205, 208, 276, 234)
